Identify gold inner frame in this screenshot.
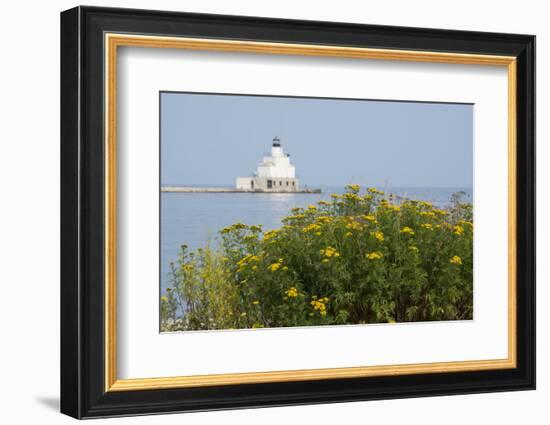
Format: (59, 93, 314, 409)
(104, 33, 517, 392)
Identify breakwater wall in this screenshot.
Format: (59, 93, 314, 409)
(161, 186, 321, 194)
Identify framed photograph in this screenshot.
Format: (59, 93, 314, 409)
(60, 6, 535, 419)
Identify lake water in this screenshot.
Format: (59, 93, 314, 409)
(160, 186, 472, 290)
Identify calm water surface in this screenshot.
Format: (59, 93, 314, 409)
(160, 187, 472, 290)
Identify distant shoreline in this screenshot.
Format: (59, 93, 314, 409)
(161, 186, 322, 194)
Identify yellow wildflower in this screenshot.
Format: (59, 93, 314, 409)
(268, 262, 282, 272)
(252, 300, 260, 305)
(400, 226, 415, 235)
(316, 215, 332, 224)
(346, 221, 363, 231)
(366, 251, 383, 260)
(311, 297, 329, 314)
(421, 223, 433, 230)
(303, 223, 321, 233)
(220, 223, 247, 234)
(420, 211, 436, 218)
(361, 215, 376, 222)
(345, 231, 353, 237)
(320, 246, 340, 258)
(342, 193, 361, 201)
(263, 230, 279, 241)
(367, 187, 385, 195)
(372, 231, 385, 241)
(240, 312, 247, 317)
(450, 255, 462, 265)
(453, 225, 464, 236)
(285, 287, 299, 297)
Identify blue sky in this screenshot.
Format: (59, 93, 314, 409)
(160, 92, 473, 188)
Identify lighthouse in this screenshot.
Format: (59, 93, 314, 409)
(236, 137, 300, 192)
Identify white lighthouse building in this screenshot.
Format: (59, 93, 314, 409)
(236, 137, 300, 192)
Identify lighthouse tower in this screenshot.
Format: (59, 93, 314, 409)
(236, 137, 300, 191)
(257, 137, 296, 179)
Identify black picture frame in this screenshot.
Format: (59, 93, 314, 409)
(61, 5, 535, 419)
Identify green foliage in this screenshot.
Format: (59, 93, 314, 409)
(161, 185, 473, 331)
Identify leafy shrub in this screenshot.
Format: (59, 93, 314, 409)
(161, 185, 473, 331)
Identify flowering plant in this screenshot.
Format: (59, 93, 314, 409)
(161, 185, 473, 331)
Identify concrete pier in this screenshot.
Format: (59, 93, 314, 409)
(161, 186, 321, 194)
